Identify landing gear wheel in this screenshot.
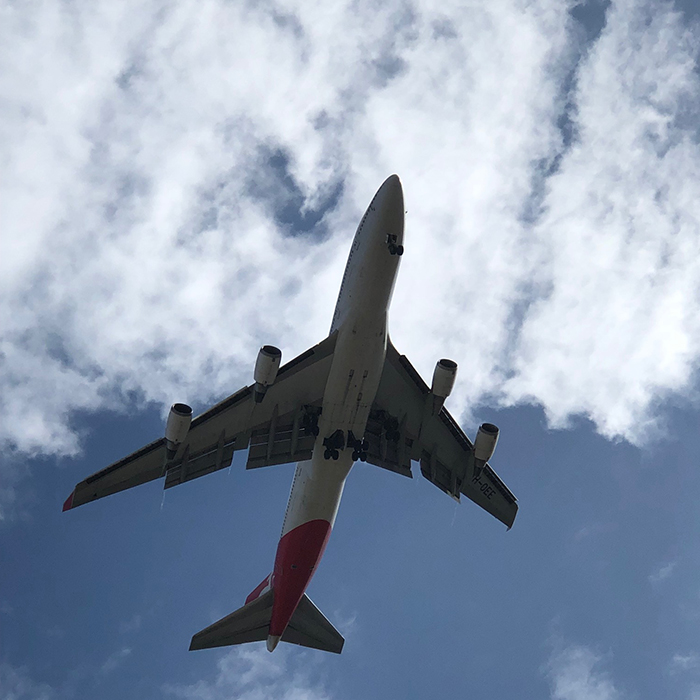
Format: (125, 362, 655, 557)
(396, 245, 404, 256)
(388, 243, 397, 255)
(323, 429, 345, 454)
(303, 412, 321, 437)
(352, 450, 359, 461)
(324, 449, 332, 460)
(359, 451, 367, 462)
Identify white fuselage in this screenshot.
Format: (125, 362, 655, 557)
(280, 175, 405, 537)
(266, 175, 405, 647)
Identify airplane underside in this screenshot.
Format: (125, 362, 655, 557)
(62, 174, 518, 655)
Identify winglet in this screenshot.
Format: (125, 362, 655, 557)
(62, 490, 75, 512)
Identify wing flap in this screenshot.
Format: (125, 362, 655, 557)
(245, 405, 318, 470)
(163, 434, 238, 489)
(362, 408, 413, 478)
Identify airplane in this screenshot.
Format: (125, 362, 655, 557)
(62, 174, 518, 655)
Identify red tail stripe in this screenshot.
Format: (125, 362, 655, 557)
(245, 573, 272, 604)
(269, 519, 332, 637)
(62, 491, 75, 512)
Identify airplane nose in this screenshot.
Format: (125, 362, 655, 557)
(384, 173, 400, 186)
(382, 173, 402, 195)
(375, 174, 404, 213)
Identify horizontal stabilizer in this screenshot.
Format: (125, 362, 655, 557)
(283, 593, 344, 654)
(190, 590, 273, 650)
(189, 590, 344, 654)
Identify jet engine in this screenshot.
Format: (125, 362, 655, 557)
(473, 423, 499, 478)
(431, 359, 458, 398)
(429, 359, 458, 414)
(254, 345, 282, 403)
(165, 403, 193, 460)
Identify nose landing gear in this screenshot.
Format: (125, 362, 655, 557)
(387, 234, 404, 256)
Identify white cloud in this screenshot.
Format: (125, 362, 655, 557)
(649, 560, 677, 585)
(672, 652, 700, 673)
(503, 0, 700, 441)
(2, 0, 700, 511)
(0, 663, 53, 700)
(98, 647, 132, 676)
(163, 646, 332, 700)
(546, 644, 624, 700)
(331, 609, 358, 641)
(573, 521, 613, 541)
(118, 614, 142, 634)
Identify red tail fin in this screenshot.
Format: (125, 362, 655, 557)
(246, 573, 272, 604)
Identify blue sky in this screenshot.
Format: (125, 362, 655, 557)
(3, 0, 700, 698)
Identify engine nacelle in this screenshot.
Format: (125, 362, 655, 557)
(253, 345, 282, 403)
(473, 423, 499, 476)
(428, 358, 458, 414)
(165, 403, 192, 459)
(431, 359, 458, 398)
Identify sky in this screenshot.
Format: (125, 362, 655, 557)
(2, 0, 700, 697)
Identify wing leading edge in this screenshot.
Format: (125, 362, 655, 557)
(366, 340, 518, 529)
(63, 332, 338, 510)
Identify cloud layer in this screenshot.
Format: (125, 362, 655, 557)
(164, 647, 331, 700)
(2, 0, 700, 470)
(547, 644, 624, 700)
(504, 0, 700, 439)
(0, 663, 53, 700)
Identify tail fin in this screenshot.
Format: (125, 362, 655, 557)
(189, 589, 344, 654)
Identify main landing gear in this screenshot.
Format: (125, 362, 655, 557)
(383, 416, 400, 442)
(387, 233, 404, 256)
(348, 431, 368, 462)
(322, 430, 369, 461)
(323, 429, 344, 460)
(301, 410, 320, 437)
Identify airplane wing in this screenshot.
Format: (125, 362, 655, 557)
(63, 332, 339, 511)
(364, 340, 518, 529)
